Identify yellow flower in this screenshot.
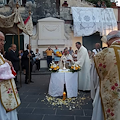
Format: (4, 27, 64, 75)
(51, 66, 53, 69)
(75, 67, 78, 70)
(56, 51, 59, 54)
(78, 66, 80, 69)
(71, 66, 74, 69)
(57, 66, 59, 69)
(56, 51, 62, 57)
(58, 52, 62, 57)
(54, 67, 57, 70)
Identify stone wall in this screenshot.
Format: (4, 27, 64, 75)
(33, 0, 58, 22)
(0, 0, 58, 23)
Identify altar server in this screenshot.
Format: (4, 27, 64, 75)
(75, 42, 91, 91)
(92, 43, 102, 55)
(0, 31, 21, 120)
(92, 30, 120, 120)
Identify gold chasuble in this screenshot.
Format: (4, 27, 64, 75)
(0, 55, 21, 112)
(94, 41, 120, 120)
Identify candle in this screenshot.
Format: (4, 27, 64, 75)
(63, 92, 66, 101)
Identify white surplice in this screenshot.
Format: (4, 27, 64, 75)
(91, 86, 104, 120)
(0, 100, 18, 120)
(91, 59, 104, 120)
(90, 59, 99, 100)
(92, 48, 102, 55)
(75, 46, 91, 90)
(0, 53, 18, 120)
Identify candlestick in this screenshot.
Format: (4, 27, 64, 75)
(63, 92, 66, 101)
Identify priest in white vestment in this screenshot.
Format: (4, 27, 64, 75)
(59, 47, 74, 69)
(75, 42, 91, 91)
(0, 31, 21, 120)
(92, 30, 120, 120)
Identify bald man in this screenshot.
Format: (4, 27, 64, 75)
(8, 44, 21, 83)
(92, 43, 102, 55)
(92, 31, 120, 120)
(0, 31, 20, 120)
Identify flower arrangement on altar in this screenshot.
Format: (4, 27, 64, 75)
(56, 51, 62, 57)
(49, 61, 59, 72)
(70, 63, 80, 73)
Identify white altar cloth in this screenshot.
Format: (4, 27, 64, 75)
(48, 69, 78, 98)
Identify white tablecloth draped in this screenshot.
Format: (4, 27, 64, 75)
(48, 72, 65, 97)
(65, 72, 78, 98)
(48, 70, 78, 98)
(71, 7, 117, 37)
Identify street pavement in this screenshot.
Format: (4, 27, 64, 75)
(17, 72, 93, 120)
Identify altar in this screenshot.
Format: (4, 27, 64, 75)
(48, 69, 78, 98)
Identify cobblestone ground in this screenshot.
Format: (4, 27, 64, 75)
(17, 73, 93, 120)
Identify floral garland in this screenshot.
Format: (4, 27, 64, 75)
(49, 61, 59, 73)
(69, 63, 80, 73)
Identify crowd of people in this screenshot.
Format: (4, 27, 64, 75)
(2, 39, 104, 88)
(3, 43, 79, 86)
(1, 30, 120, 120)
(45, 46, 78, 67)
(1, 42, 79, 88)
(3, 44, 35, 85)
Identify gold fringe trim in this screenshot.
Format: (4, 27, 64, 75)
(110, 45, 120, 81)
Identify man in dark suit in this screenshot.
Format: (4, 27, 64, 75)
(22, 44, 35, 84)
(5, 47, 11, 60)
(8, 44, 21, 83)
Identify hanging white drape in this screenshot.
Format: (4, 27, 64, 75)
(71, 7, 118, 37)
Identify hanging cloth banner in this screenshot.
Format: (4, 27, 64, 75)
(71, 7, 118, 37)
(0, 8, 33, 36)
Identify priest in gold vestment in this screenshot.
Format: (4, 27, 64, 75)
(0, 31, 21, 120)
(92, 31, 120, 120)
